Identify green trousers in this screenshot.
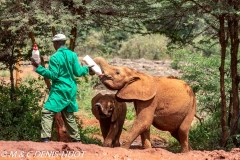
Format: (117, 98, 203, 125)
(41, 107, 80, 141)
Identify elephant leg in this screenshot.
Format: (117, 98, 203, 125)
(171, 116, 194, 152)
(177, 103, 195, 153)
(121, 102, 155, 149)
(112, 129, 122, 147)
(178, 121, 194, 152)
(103, 131, 113, 147)
(100, 122, 113, 147)
(177, 128, 191, 153)
(112, 138, 120, 147)
(104, 123, 120, 147)
(100, 124, 109, 140)
(141, 129, 151, 149)
(171, 127, 191, 153)
(103, 138, 113, 147)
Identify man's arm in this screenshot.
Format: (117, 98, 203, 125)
(35, 56, 59, 80)
(72, 53, 89, 77)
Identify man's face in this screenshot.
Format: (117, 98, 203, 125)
(53, 41, 58, 50)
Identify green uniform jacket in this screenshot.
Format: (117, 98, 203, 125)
(36, 46, 89, 113)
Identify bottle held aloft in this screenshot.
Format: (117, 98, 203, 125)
(83, 55, 103, 76)
(32, 44, 41, 71)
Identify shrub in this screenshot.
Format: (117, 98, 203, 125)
(189, 112, 223, 151)
(0, 79, 45, 141)
(76, 75, 99, 117)
(77, 119, 102, 145)
(118, 34, 169, 60)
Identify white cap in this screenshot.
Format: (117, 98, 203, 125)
(52, 34, 67, 41)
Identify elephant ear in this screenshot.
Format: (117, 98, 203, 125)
(111, 95, 126, 122)
(91, 93, 103, 120)
(116, 73, 156, 101)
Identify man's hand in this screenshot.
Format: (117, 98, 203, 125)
(88, 64, 95, 75)
(88, 64, 94, 68)
(31, 58, 40, 68)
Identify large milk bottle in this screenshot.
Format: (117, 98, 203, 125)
(32, 44, 41, 71)
(83, 55, 103, 76)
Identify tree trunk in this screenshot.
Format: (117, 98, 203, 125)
(9, 59, 15, 102)
(69, 27, 77, 51)
(218, 15, 228, 147)
(228, 16, 239, 136)
(15, 57, 21, 88)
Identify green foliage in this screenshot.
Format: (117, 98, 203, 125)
(0, 75, 103, 144)
(77, 120, 102, 145)
(169, 46, 232, 151)
(172, 48, 231, 115)
(125, 103, 136, 121)
(76, 31, 103, 57)
(166, 137, 181, 153)
(224, 117, 240, 150)
(76, 29, 129, 58)
(98, 30, 129, 57)
(167, 113, 224, 152)
(76, 32, 170, 60)
(189, 113, 223, 151)
(76, 75, 98, 117)
(226, 131, 240, 150)
(118, 34, 169, 60)
(0, 79, 45, 141)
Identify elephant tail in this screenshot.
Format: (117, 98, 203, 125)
(122, 127, 127, 131)
(195, 114, 204, 125)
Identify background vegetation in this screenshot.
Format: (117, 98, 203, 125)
(0, 0, 240, 152)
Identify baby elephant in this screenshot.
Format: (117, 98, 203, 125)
(91, 93, 127, 147)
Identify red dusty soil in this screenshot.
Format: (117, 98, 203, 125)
(0, 141, 240, 160)
(0, 115, 240, 160)
(1, 110, 239, 160)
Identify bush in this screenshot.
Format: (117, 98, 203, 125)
(0, 75, 104, 145)
(189, 113, 223, 151)
(0, 79, 45, 141)
(76, 75, 99, 117)
(118, 34, 169, 60)
(77, 119, 102, 145)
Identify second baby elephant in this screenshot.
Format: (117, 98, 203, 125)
(91, 93, 127, 147)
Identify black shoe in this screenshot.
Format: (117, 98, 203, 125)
(72, 139, 80, 142)
(42, 138, 50, 142)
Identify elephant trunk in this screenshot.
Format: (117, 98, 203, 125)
(95, 102, 111, 118)
(95, 103, 103, 111)
(93, 57, 109, 72)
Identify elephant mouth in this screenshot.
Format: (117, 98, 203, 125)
(99, 114, 111, 119)
(100, 75, 112, 81)
(99, 75, 117, 91)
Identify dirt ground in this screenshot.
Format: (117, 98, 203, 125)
(1, 58, 240, 160)
(1, 140, 240, 160)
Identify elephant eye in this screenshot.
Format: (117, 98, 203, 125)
(109, 105, 113, 110)
(115, 70, 120, 75)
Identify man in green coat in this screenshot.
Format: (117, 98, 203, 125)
(32, 34, 92, 142)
